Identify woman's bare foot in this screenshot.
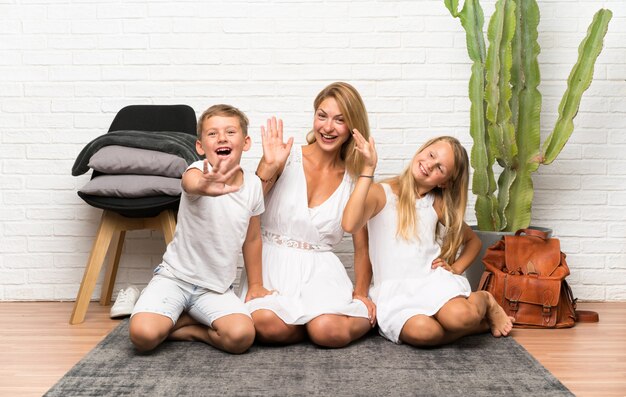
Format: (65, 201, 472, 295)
(483, 292, 514, 337)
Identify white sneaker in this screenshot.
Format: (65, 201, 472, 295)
(110, 286, 140, 318)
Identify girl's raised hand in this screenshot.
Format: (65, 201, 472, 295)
(260, 116, 294, 171)
(198, 158, 241, 196)
(352, 129, 377, 170)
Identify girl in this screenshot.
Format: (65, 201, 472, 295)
(342, 133, 513, 346)
(242, 82, 375, 348)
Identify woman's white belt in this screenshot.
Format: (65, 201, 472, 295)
(262, 230, 332, 252)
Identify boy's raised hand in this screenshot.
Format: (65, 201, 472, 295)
(352, 129, 377, 170)
(260, 116, 293, 172)
(198, 158, 241, 196)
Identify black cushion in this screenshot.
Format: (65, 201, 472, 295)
(78, 104, 197, 218)
(78, 191, 181, 218)
(108, 104, 197, 135)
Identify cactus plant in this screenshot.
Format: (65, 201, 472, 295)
(445, 0, 612, 231)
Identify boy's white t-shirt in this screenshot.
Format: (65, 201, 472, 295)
(161, 160, 264, 293)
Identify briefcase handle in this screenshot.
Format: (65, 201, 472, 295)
(515, 228, 548, 240)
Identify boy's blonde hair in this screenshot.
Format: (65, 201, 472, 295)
(197, 104, 249, 138)
(386, 136, 470, 264)
(306, 82, 370, 178)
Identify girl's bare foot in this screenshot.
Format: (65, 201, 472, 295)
(483, 292, 514, 337)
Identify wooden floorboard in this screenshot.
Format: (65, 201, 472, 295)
(0, 301, 624, 396)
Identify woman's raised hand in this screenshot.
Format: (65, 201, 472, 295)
(352, 128, 377, 170)
(260, 116, 294, 172)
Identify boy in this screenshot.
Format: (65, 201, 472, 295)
(129, 104, 271, 354)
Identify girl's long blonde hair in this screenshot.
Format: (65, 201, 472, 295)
(386, 136, 470, 264)
(306, 82, 370, 178)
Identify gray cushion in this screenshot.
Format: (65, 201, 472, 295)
(79, 175, 182, 198)
(88, 145, 188, 178)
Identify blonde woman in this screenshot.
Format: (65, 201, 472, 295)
(342, 134, 514, 346)
(242, 82, 375, 348)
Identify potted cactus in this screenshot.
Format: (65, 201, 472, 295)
(444, 0, 612, 288)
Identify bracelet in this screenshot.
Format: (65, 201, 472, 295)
(358, 174, 374, 179)
(255, 171, 274, 184)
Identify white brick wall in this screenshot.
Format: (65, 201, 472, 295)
(1, 0, 624, 302)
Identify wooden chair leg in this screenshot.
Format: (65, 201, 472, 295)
(71, 209, 177, 324)
(70, 210, 117, 325)
(99, 230, 126, 306)
(159, 209, 177, 244)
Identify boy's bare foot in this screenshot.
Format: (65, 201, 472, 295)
(169, 324, 211, 343)
(170, 312, 201, 333)
(168, 314, 211, 343)
(483, 292, 514, 337)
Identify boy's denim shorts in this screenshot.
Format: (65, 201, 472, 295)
(131, 265, 251, 327)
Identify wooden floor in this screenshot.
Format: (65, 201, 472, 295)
(0, 302, 624, 397)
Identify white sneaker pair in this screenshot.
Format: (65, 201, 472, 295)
(110, 286, 140, 319)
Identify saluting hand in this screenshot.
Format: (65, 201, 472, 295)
(261, 116, 293, 172)
(352, 129, 377, 170)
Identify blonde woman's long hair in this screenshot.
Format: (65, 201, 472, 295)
(306, 82, 370, 178)
(386, 136, 470, 264)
